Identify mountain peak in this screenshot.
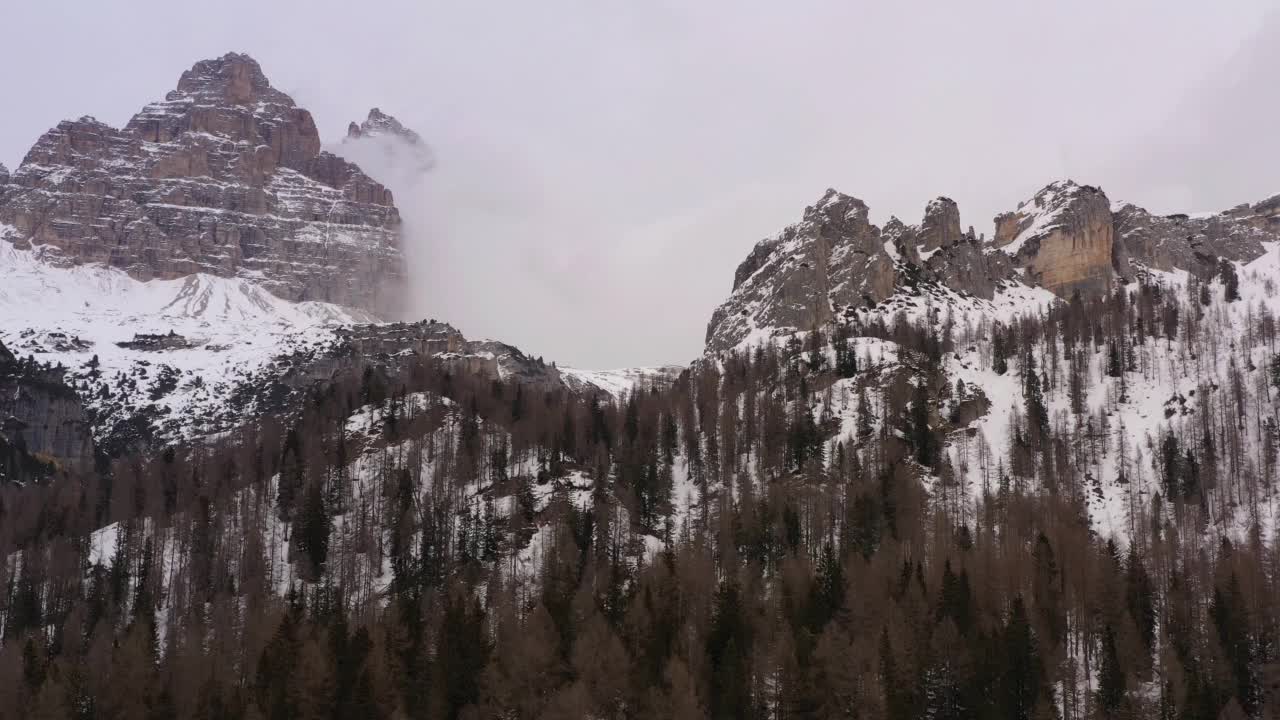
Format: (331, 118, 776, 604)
(340, 107, 435, 176)
(810, 188, 869, 218)
(347, 107, 424, 145)
(1, 52, 406, 316)
(992, 179, 1114, 296)
(173, 52, 281, 106)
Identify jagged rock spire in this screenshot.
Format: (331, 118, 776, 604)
(347, 107, 424, 145)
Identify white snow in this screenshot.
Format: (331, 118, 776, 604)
(560, 365, 684, 399)
(0, 242, 371, 443)
(88, 522, 119, 567)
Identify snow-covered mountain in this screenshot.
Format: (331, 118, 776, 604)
(0, 53, 405, 316)
(706, 181, 1280, 355)
(0, 238, 369, 454)
(0, 54, 675, 473)
(702, 180, 1280, 544)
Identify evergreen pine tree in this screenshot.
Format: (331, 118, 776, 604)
(297, 482, 331, 577)
(1097, 623, 1126, 717)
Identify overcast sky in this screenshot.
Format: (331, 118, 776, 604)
(3, 1, 1278, 368)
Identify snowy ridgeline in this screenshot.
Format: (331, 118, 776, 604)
(0, 240, 369, 444)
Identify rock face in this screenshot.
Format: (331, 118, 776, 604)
(996, 180, 1280, 290)
(708, 177, 1280, 356)
(326, 322, 564, 392)
(993, 181, 1115, 297)
(705, 190, 1015, 352)
(0, 53, 405, 316)
(706, 190, 890, 352)
(895, 197, 1014, 301)
(918, 197, 963, 252)
(0, 340, 94, 475)
(1112, 197, 1277, 277)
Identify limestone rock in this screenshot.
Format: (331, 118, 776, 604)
(705, 190, 895, 352)
(918, 197, 963, 252)
(1112, 197, 1276, 277)
(922, 235, 1013, 301)
(993, 180, 1115, 298)
(901, 197, 1013, 300)
(705, 190, 1017, 353)
(0, 340, 94, 475)
(0, 53, 406, 316)
(707, 178, 1280, 356)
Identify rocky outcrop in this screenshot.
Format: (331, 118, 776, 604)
(918, 197, 963, 252)
(337, 108, 435, 181)
(707, 177, 1280, 355)
(706, 190, 890, 352)
(897, 197, 1015, 301)
(0, 340, 94, 476)
(0, 163, 9, 186)
(347, 108, 424, 146)
(993, 181, 1115, 297)
(1112, 197, 1277, 277)
(0, 53, 405, 316)
(995, 180, 1280, 291)
(706, 190, 1017, 353)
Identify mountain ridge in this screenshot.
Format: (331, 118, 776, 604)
(705, 178, 1280, 354)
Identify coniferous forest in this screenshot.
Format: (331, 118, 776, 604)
(5, 270, 1280, 720)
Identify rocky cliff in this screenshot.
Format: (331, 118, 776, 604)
(998, 180, 1280, 290)
(0, 53, 406, 316)
(707, 180, 1280, 353)
(0, 340, 94, 478)
(705, 190, 1015, 352)
(992, 180, 1116, 297)
(1112, 195, 1278, 277)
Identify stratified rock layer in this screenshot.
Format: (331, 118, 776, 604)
(0, 53, 405, 316)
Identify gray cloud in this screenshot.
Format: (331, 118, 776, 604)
(2, 1, 1276, 367)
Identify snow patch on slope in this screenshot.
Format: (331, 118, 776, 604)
(0, 243, 368, 443)
(560, 365, 684, 399)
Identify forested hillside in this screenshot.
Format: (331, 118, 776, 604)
(5, 250, 1280, 719)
